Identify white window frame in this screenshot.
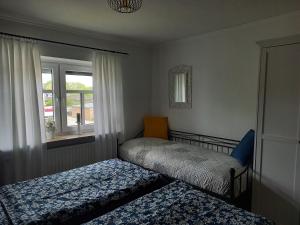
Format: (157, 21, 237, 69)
(42, 62, 61, 133)
(60, 64, 93, 133)
(41, 56, 94, 136)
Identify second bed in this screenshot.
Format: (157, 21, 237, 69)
(119, 130, 252, 202)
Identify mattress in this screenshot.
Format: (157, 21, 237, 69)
(119, 137, 244, 195)
(84, 180, 273, 225)
(0, 159, 163, 225)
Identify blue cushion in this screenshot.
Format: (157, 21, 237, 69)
(231, 129, 255, 166)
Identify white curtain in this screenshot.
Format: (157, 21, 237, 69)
(92, 52, 124, 161)
(0, 36, 45, 184)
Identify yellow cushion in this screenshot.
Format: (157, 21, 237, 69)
(144, 116, 168, 140)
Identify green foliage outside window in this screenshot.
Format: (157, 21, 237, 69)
(43, 81, 92, 91)
(43, 81, 93, 107)
(44, 99, 53, 106)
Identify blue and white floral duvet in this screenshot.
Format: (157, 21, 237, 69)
(0, 204, 10, 225)
(85, 180, 274, 225)
(0, 159, 162, 225)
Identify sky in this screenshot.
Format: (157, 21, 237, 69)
(42, 72, 93, 87)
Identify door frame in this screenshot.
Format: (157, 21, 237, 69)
(253, 35, 300, 214)
(255, 34, 300, 182)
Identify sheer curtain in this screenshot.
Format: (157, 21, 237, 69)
(92, 52, 125, 160)
(0, 36, 45, 184)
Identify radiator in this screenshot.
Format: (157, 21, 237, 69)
(45, 142, 97, 175)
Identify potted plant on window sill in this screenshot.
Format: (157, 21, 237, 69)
(45, 118, 56, 140)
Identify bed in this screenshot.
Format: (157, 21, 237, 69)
(84, 180, 273, 225)
(0, 204, 10, 225)
(0, 159, 166, 225)
(119, 130, 251, 204)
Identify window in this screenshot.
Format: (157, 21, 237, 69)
(41, 58, 93, 138)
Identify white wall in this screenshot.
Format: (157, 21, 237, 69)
(151, 11, 300, 140)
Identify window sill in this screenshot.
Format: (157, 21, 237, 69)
(46, 133, 95, 149)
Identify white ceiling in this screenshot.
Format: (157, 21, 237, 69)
(0, 0, 299, 44)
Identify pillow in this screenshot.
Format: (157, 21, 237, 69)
(144, 116, 168, 140)
(231, 129, 255, 166)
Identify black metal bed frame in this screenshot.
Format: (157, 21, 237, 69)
(168, 130, 252, 205)
(126, 129, 252, 208)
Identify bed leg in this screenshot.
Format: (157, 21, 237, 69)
(230, 168, 235, 202)
(117, 138, 119, 158)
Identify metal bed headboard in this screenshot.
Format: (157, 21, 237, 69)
(168, 130, 239, 155)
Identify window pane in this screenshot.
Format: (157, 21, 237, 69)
(43, 92, 54, 121)
(84, 93, 94, 125)
(66, 74, 93, 91)
(66, 93, 81, 126)
(42, 67, 55, 136)
(42, 68, 53, 91)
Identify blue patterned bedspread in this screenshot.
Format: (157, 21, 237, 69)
(0, 159, 163, 225)
(85, 180, 274, 225)
(0, 204, 10, 225)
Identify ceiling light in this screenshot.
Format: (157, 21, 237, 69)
(107, 0, 143, 13)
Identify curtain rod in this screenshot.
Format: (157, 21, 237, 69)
(0, 31, 129, 55)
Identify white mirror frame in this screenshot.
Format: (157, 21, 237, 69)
(168, 65, 192, 109)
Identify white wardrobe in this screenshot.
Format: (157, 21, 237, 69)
(254, 36, 300, 225)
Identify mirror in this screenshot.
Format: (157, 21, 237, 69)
(174, 73, 187, 103)
(168, 65, 192, 108)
